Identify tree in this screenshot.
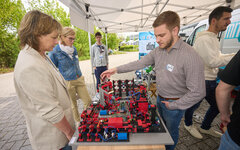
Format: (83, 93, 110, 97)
(0, 0, 122, 68)
(74, 27, 91, 58)
(27, 0, 71, 27)
(107, 33, 120, 49)
(0, 0, 26, 67)
(118, 36, 124, 43)
(126, 36, 130, 42)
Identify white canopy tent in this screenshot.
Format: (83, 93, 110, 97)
(59, 0, 240, 93)
(60, 0, 240, 33)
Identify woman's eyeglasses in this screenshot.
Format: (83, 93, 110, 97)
(68, 37, 75, 41)
(64, 36, 75, 41)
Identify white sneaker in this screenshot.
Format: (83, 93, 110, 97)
(199, 127, 223, 138)
(184, 124, 203, 139)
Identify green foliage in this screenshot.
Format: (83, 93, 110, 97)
(0, 34, 20, 67)
(107, 33, 120, 49)
(27, 0, 71, 27)
(112, 51, 126, 55)
(118, 36, 124, 43)
(0, 0, 25, 67)
(78, 55, 90, 61)
(0, 0, 122, 68)
(74, 27, 91, 58)
(119, 45, 139, 52)
(0, 67, 14, 74)
(91, 28, 120, 50)
(126, 36, 130, 42)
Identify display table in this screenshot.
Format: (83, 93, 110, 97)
(70, 116, 173, 150)
(70, 80, 173, 150)
(77, 145, 165, 150)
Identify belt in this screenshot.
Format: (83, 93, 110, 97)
(158, 94, 179, 100)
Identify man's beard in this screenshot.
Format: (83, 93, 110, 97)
(216, 23, 228, 32)
(163, 35, 174, 49)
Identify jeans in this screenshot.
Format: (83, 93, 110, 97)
(157, 96, 185, 150)
(184, 80, 219, 130)
(184, 100, 202, 126)
(218, 130, 240, 150)
(95, 66, 107, 90)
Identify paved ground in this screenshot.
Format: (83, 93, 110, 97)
(0, 52, 221, 150)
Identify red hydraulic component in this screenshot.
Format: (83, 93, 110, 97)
(87, 133, 92, 142)
(82, 125, 87, 132)
(95, 133, 100, 142)
(107, 117, 123, 128)
(144, 127, 149, 133)
(138, 102, 148, 112)
(89, 124, 94, 132)
(78, 133, 83, 142)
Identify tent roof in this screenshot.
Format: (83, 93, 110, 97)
(60, 0, 240, 33)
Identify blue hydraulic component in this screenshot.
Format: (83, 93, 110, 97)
(117, 133, 127, 140)
(100, 110, 108, 115)
(120, 102, 125, 112)
(135, 70, 141, 79)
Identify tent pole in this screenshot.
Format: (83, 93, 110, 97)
(227, 0, 235, 8)
(105, 28, 108, 51)
(85, 3, 97, 94)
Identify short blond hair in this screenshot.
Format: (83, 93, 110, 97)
(152, 11, 180, 32)
(18, 10, 62, 51)
(60, 27, 75, 45)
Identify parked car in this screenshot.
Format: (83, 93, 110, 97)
(186, 8, 240, 54)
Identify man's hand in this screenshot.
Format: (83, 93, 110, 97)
(220, 113, 231, 127)
(101, 68, 117, 80)
(93, 67, 96, 70)
(161, 101, 170, 109)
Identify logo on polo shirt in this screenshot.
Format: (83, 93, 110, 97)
(166, 64, 174, 72)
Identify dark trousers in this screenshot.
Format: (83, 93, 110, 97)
(184, 80, 219, 130)
(60, 144, 72, 150)
(94, 66, 107, 90)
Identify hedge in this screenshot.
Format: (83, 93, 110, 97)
(119, 45, 139, 51)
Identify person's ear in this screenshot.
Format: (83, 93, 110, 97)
(211, 18, 217, 25)
(172, 26, 179, 36)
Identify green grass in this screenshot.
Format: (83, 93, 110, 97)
(119, 49, 138, 52)
(0, 68, 14, 74)
(111, 51, 126, 55)
(79, 55, 91, 61)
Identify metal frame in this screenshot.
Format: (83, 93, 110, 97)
(66, 0, 237, 33)
(59, 0, 239, 33)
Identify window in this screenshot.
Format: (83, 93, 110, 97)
(186, 25, 206, 46)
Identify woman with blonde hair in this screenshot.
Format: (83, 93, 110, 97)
(49, 27, 91, 123)
(14, 10, 75, 150)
